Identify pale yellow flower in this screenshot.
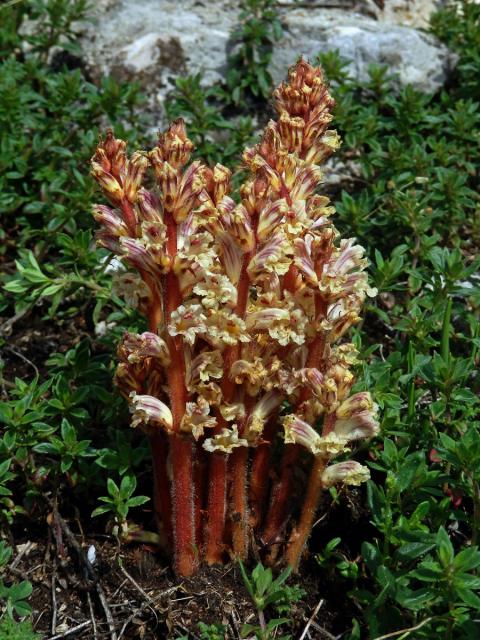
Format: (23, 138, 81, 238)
(203, 426, 249, 454)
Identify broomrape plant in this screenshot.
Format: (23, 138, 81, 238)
(90, 60, 379, 576)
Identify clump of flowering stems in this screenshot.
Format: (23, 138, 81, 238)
(91, 59, 379, 576)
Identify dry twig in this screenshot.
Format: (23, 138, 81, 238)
(371, 617, 433, 640)
(97, 582, 118, 640)
(299, 598, 325, 640)
(51, 563, 58, 635)
(47, 620, 92, 640)
(87, 592, 98, 640)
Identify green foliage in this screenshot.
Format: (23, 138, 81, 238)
(0, 542, 33, 620)
(224, 0, 282, 105)
(165, 74, 255, 169)
(198, 622, 227, 640)
(92, 475, 150, 539)
(0, 0, 144, 321)
(239, 561, 302, 639)
(313, 9, 480, 636)
(0, 616, 41, 640)
(430, 0, 480, 101)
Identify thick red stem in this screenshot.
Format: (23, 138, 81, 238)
(205, 452, 228, 564)
(231, 446, 249, 559)
(249, 420, 277, 529)
(262, 299, 328, 560)
(163, 208, 196, 575)
(150, 433, 172, 549)
(170, 436, 196, 575)
(195, 446, 208, 546)
(285, 456, 326, 571)
(205, 241, 255, 561)
(286, 413, 336, 570)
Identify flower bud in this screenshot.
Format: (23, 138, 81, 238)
(136, 188, 163, 223)
(283, 415, 347, 457)
(120, 331, 170, 366)
(245, 391, 283, 439)
(124, 152, 149, 203)
(92, 130, 126, 176)
(333, 392, 379, 441)
(156, 118, 194, 168)
(91, 161, 124, 204)
(129, 392, 173, 432)
(93, 205, 128, 238)
(321, 461, 370, 487)
(119, 237, 163, 278)
(257, 199, 288, 242)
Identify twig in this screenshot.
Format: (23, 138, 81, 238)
(371, 617, 433, 640)
(4, 345, 39, 377)
(87, 592, 98, 640)
(299, 598, 325, 640)
(51, 563, 58, 635)
(0, 305, 32, 335)
(49, 499, 95, 579)
(230, 609, 242, 640)
(117, 556, 154, 604)
(117, 588, 180, 640)
(110, 578, 128, 601)
(96, 582, 118, 640)
(47, 620, 92, 640)
(11, 541, 35, 570)
(116, 556, 159, 631)
(309, 621, 338, 639)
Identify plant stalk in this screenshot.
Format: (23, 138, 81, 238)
(205, 452, 228, 564)
(163, 208, 196, 575)
(285, 455, 327, 571)
(231, 446, 250, 559)
(249, 420, 277, 529)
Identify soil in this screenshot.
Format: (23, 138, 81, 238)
(7, 515, 353, 639)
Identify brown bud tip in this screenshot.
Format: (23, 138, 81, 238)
(156, 118, 195, 168)
(92, 129, 127, 178)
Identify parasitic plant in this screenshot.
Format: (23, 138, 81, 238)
(90, 60, 379, 576)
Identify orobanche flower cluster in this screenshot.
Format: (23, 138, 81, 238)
(91, 60, 379, 576)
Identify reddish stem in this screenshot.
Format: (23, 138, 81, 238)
(231, 446, 249, 559)
(195, 446, 208, 547)
(261, 443, 299, 561)
(170, 436, 197, 575)
(285, 455, 326, 571)
(249, 420, 277, 529)
(150, 433, 173, 549)
(163, 208, 196, 575)
(286, 413, 336, 570)
(262, 302, 327, 561)
(205, 452, 228, 564)
(205, 243, 255, 561)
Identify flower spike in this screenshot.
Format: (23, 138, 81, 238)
(90, 58, 377, 576)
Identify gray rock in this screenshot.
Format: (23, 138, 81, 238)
(79, 1, 456, 101)
(271, 9, 457, 94)
(80, 0, 235, 89)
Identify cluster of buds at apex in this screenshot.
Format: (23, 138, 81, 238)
(90, 58, 379, 576)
